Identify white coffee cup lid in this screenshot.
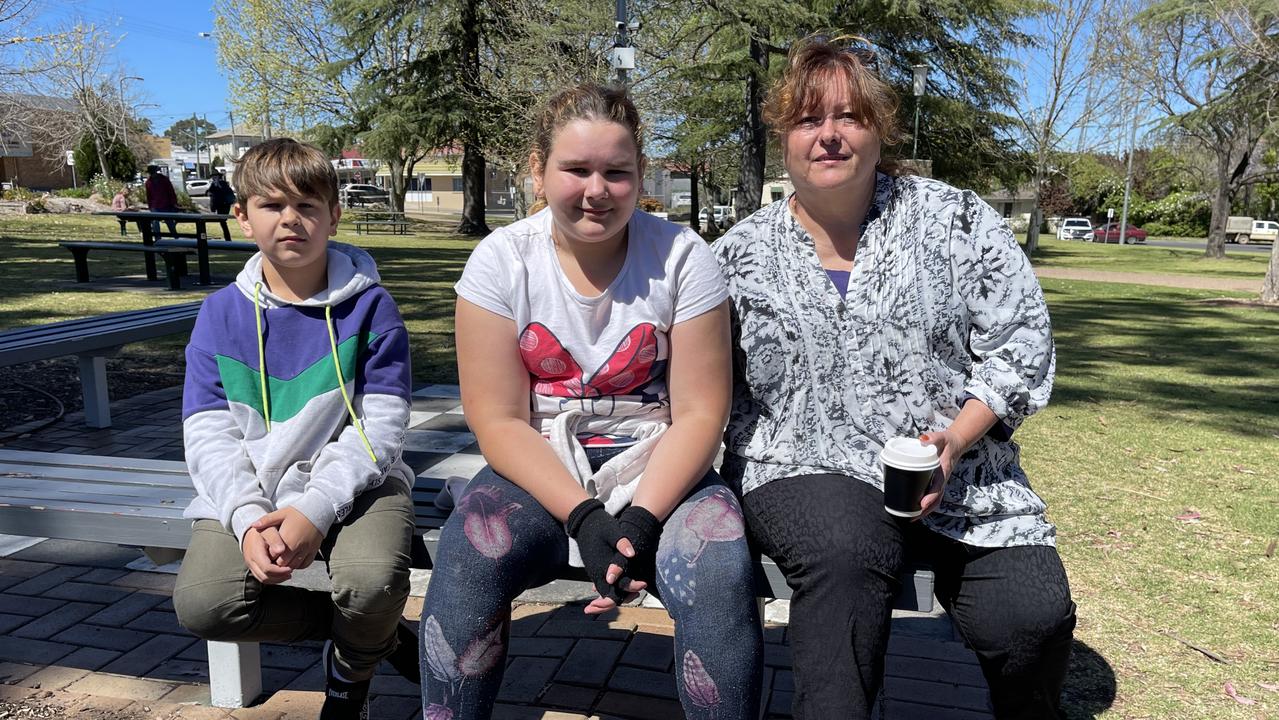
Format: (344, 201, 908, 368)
(880, 437, 940, 471)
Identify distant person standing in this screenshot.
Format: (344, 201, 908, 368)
(208, 172, 235, 215)
(144, 165, 179, 237)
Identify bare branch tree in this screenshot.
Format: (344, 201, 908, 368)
(1010, 0, 1123, 254)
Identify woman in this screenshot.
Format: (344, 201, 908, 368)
(419, 84, 762, 719)
(712, 36, 1076, 719)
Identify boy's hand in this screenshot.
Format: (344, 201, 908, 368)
(252, 508, 324, 569)
(241, 528, 293, 584)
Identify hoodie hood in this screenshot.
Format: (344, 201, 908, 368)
(235, 242, 381, 308)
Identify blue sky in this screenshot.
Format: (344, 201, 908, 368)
(37, 1, 231, 137)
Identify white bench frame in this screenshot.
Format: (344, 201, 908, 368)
(0, 304, 201, 428)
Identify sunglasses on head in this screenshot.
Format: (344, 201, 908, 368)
(802, 34, 880, 72)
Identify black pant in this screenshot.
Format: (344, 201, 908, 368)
(742, 474, 1075, 720)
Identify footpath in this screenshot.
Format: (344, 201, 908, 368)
(1033, 266, 1262, 293)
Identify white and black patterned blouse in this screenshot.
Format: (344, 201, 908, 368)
(712, 172, 1057, 548)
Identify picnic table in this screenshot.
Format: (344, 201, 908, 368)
(93, 211, 237, 286)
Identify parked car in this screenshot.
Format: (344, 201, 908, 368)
(185, 179, 211, 197)
(697, 205, 735, 231)
(1092, 222, 1147, 244)
(339, 183, 390, 207)
(1057, 217, 1093, 241)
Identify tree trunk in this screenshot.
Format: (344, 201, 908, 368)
(454, 0, 488, 236)
(511, 167, 528, 220)
(1024, 167, 1046, 256)
(456, 142, 490, 236)
(1262, 240, 1279, 304)
(386, 157, 406, 213)
(737, 31, 768, 218)
(1205, 156, 1230, 259)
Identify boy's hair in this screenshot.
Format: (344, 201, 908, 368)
(530, 84, 643, 173)
(233, 138, 339, 208)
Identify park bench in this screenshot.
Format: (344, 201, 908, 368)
(352, 218, 412, 235)
(60, 241, 195, 291)
(0, 443, 934, 709)
(0, 303, 202, 428)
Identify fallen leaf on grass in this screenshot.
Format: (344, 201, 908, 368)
(1232, 465, 1258, 475)
(1257, 682, 1279, 692)
(1097, 415, 1108, 427)
(1225, 681, 1256, 705)
(1175, 510, 1202, 523)
(1266, 539, 1276, 559)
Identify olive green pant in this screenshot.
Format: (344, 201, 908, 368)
(174, 481, 414, 681)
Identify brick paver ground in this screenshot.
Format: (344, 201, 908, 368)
(0, 384, 993, 719)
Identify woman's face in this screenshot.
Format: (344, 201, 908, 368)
(532, 119, 643, 249)
(782, 75, 881, 196)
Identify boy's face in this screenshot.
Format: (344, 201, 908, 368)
(235, 189, 340, 275)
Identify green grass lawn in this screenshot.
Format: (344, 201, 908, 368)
(1027, 279, 1278, 719)
(1032, 236, 1272, 280)
(1, 215, 1277, 718)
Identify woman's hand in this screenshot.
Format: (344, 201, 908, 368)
(917, 429, 961, 520)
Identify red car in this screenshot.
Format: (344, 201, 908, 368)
(1092, 222, 1147, 244)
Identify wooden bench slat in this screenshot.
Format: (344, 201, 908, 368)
(0, 449, 189, 473)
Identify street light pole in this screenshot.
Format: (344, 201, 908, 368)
(118, 76, 142, 146)
(911, 64, 928, 162)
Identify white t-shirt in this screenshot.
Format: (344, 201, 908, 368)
(455, 208, 728, 444)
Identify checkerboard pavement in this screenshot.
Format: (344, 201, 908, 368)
(0, 383, 993, 719)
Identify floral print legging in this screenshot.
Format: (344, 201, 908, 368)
(419, 449, 763, 720)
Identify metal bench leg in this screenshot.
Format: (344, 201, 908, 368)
(70, 248, 91, 283)
(207, 640, 262, 708)
(160, 253, 183, 290)
(77, 354, 111, 428)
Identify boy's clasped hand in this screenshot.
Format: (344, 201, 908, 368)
(241, 507, 325, 584)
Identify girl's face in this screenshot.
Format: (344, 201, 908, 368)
(532, 119, 643, 249)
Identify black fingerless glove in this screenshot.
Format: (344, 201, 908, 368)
(565, 498, 626, 603)
(616, 505, 662, 590)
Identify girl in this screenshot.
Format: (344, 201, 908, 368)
(419, 84, 762, 719)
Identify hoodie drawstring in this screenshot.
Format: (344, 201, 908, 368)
(326, 304, 377, 463)
(253, 283, 272, 433)
(252, 283, 376, 464)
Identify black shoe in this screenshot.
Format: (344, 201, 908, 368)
(384, 620, 421, 684)
(319, 640, 371, 720)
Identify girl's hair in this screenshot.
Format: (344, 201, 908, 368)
(234, 137, 339, 208)
(530, 84, 643, 172)
(763, 34, 903, 148)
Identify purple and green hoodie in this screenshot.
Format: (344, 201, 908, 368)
(181, 242, 413, 544)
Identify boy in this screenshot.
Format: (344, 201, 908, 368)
(174, 138, 417, 719)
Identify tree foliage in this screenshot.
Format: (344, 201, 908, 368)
(164, 117, 217, 152)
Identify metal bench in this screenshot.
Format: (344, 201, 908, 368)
(0, 304, 202, 428)
(352, 219, 411, 235)
(59, 241, 194, 291)
(0, 448, 933, 708)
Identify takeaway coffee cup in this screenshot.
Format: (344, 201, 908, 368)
(880, 437, 941, 518)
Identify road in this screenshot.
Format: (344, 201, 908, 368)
(1146, 238, 1273, 254)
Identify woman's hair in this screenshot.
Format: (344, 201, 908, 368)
(530, 84, 644, 172)
(763, 34, 903, 148)
(233, 137, 339, 208)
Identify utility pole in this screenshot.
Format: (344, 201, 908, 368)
(1118, 105, 1139, 246)
(229, 110, 238, 164)
(609, 0, 636, 86)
